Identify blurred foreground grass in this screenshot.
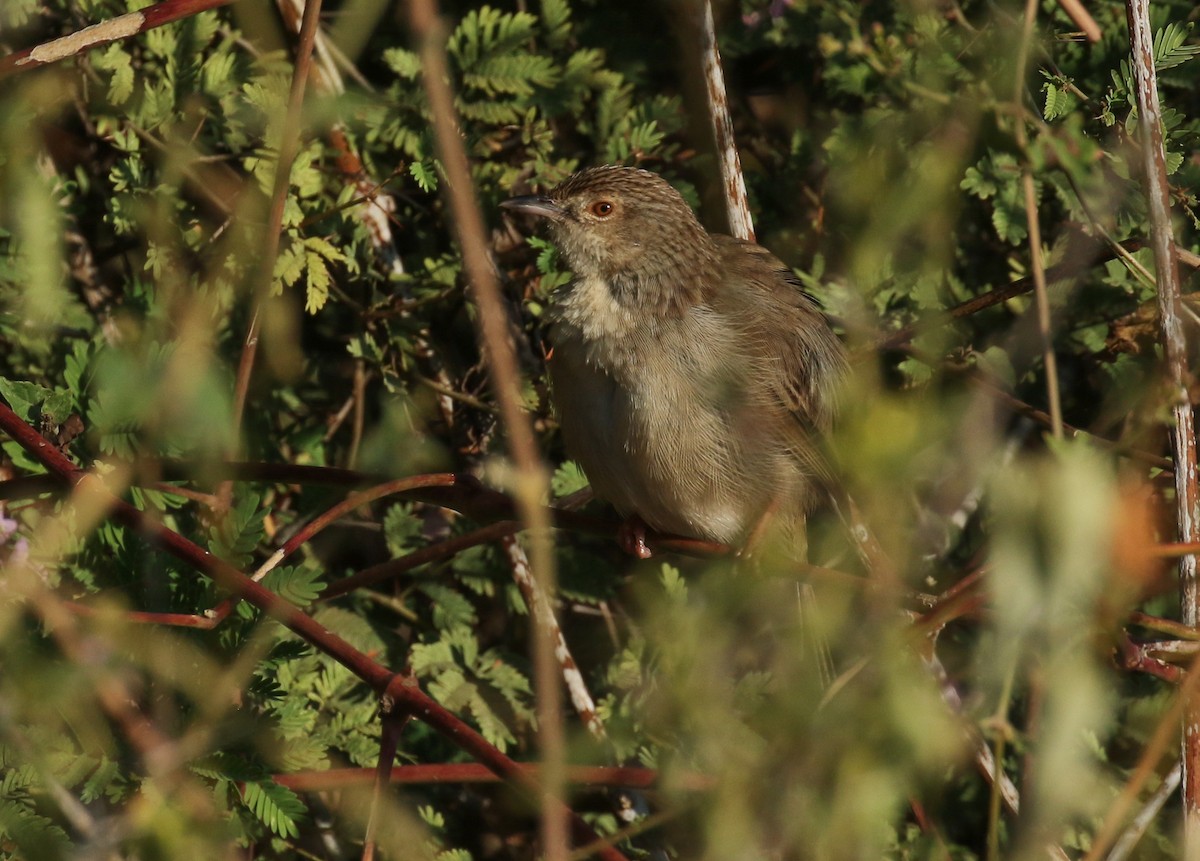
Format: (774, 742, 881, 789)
(0, 0, 1197, 859)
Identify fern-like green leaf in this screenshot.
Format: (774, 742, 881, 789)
(1153, 22, 1200, 71)
(449, 8, 539, 67)
(241, 780, 306, 839)
(262, 565, 326, 607)
(464, 54, 559, 96)
(209, 492, 264, 569)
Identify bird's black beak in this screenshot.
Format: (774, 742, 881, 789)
(500, 195, 566, 221)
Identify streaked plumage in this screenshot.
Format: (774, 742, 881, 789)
(503, 166, 846, 546)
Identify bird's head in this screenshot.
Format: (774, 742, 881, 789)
(502, 166, 717, 301)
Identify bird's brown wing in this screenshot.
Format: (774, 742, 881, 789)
(709, 235, 847, 436)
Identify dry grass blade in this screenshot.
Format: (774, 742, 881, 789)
(403, 0, 564, 858)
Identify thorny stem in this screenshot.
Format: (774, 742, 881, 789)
(318, 520, 523, 600)
(501, 535, 607, 741)
(1107, 762, 1182, 861)
(251, 474, 461, 581)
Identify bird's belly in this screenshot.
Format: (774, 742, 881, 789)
(549, 340, 777, 545)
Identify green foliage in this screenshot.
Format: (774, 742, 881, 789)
(242, 780, 307, 839)
(1, 0, 1199, 858)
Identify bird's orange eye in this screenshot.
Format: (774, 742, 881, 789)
(589, 200, 614, 217)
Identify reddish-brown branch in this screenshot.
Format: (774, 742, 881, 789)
(362, 704, 410, 861)
(0, 0, 238, 77)
(874, 234, 1200, 354)
(1082, 645, 1200, 861)
(381, 677, 628, 861)
(1130, 612, 1200, 641)
(254, 474, 461, 577)
(913, 567, 988, 636)
(272, 763, 710, 792)
(874, 232, 1104, 351)
(320, 520, 522, 600)
(961, 369, 1173, 472)
(0, 402, 628, 861)
(1156, 542, 1200, 560)
(60, 474, 466, 628)
(62, 600, 223, 630)
(1118, 634, 1186, 684)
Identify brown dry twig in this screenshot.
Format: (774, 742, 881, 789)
(404, 0, 570, 854)
(272, 763, 710, 791)
(225, 0, 326, 515)
(0, 0, 238, 77)
(1054, 0, 1102, 43)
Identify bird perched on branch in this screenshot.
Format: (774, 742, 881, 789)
(502, 166, 846, 557)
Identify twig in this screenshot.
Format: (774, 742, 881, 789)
(1150, 540, 1200, 558)
(403, 0, 563, 857)
(319, 520, 522, 600)
(696, 0, 753, 241)
(225, 0, 325, 510)
(0, 0, 238, 77)
(361, 703, 410, 861)
(1106, 762, 1182, 861)
(1124, 0, 1200, 836)
(501, 535, 606, 740)
(380, 676, 629, 861)
(250, 474, 461, 581)
(873, 232, 1200, 353)
(0, 400, 629, 861)
(1081, 646, 1200, 861)
(1117, 634, 1185, 683)
(960, 368, 1172, 471)
(1015, 0, 1064, 439)
(272, 763, 713, 791)
(1130, 611, 1200, 640)
(283, 0, 460, 431)
(1053, 0, 1102, 43)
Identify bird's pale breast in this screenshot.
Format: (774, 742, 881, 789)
(549, 274, 804, 544)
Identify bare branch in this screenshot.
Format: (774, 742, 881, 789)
(0, 0, 238, 77)
(696, 0, 753, 241)
(1124, 0, 1200, 835)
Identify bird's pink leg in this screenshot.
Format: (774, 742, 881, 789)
(617, 514, 653, 559)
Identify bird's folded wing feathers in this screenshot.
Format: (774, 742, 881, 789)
(709, 235, 845, 435)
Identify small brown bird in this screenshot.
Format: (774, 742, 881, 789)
(502, 166, 846, 555)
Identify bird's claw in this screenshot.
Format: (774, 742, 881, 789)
(617, 516, 653, 559)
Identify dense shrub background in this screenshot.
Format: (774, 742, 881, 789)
(1, 0, 1198, 858)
